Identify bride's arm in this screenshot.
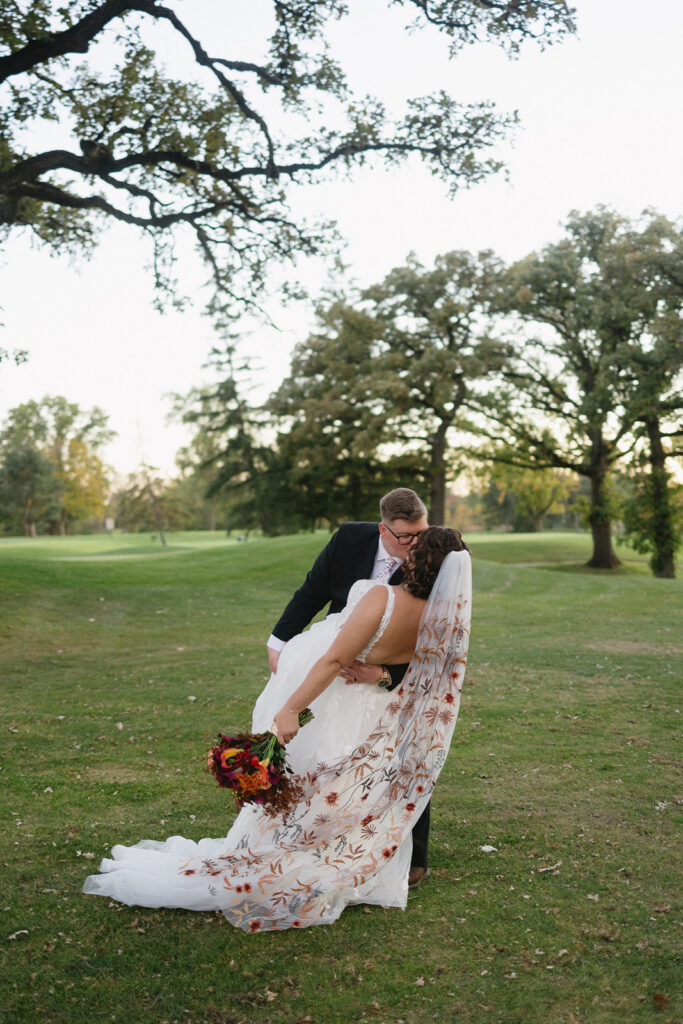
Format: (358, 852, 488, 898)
(273, 586, 389, 744)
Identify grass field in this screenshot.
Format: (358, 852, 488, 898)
(0, 530, 680, 1024)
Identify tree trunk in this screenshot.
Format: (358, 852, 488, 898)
(428, 420, 449, 525)
(586, 468, 621, 568)
(147, 483, 167, 546)
(645, 416, 676, 578)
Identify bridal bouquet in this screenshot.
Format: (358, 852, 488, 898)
(207, 710, 314, 816)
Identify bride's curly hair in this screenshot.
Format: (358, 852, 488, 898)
(402, 526, 470, 600)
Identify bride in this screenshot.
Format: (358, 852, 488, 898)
(83, 527, 472, 931)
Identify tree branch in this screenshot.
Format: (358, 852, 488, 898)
(0, 0, 146, 84)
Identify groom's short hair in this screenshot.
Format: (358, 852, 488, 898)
(380, 488, 427, 524)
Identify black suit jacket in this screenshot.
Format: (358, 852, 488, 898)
(271, 522, 406, 689)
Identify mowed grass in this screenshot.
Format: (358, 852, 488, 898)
(0, 531, 680, 1024)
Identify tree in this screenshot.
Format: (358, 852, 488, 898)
(0, 443, 62, 534)
(0, 1, 574, 320)
(0, 395, 114, 533)
(360, 251, 508, 523)
(180, 345, 283, 533)
(486, 453, 577, 531)
(267, 302, 427, 526)
(174, 434, 231, 531)
(233, 251, 506, 525)
(112, 469, 167, 536)
(612, 216, 683, 577)
(479, 208, 683, 569)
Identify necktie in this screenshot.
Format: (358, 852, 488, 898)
(376, 557, 397, 582)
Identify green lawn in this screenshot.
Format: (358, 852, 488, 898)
(0, 531, 680, 1024)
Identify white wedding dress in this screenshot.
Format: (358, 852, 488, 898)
(83, 580, 412, 918)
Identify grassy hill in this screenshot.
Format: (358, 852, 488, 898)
(0, 532, 679, 1024)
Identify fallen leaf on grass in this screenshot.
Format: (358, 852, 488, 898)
(653, 903, 671, 913)
(265, 989, 277, 1001)
(653, 993, 669, 1009)
(479, 845, 497, 853)
(415, 976, 425, 986)
(538, 860, 562, 873)
(8, 930, 28, 940)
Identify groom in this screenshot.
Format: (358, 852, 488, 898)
(266, 487, 431, 888)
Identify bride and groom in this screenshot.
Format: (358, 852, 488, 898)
(84, 489, 472, 931)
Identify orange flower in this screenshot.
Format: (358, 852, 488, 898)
(248, 920, 261, 932)
(325, 792, 339, 806)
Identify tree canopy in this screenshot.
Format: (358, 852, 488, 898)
(478, 208, 683, 569)
(0, 395, 113, 533)
(0, 1, 575, 320)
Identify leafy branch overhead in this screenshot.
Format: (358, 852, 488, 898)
(0, 1, 575, 319)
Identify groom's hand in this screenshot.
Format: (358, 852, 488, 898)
(267, 647, 280, 674)
(340, 660, 382, 686)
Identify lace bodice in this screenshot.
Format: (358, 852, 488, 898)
(338, 579, 395, 660)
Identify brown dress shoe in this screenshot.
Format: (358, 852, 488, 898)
(408, 866, 430, 889)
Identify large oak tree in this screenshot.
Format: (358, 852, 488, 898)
(0, 1, 575, 319)
(479, 208, 683, 570)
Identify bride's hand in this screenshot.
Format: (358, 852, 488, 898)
(273, 707, 300, 745)
(340, 660, 382, 686)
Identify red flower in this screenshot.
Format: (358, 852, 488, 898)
(325, 792, 339, 806)
(243, 883, 252, 893)
(405, 802, 416, 813)
(382, 848, 392, 859)
(248, 920, 261, 932)
(235, 885, 243, 893)
(292, 919, 302, 927)
(183, 869, 196, 875)
(450, 671, 459, 680)
(444, 692, 456, 704)
(416, 784, 425, 794)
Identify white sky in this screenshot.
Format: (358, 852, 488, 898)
(1, 0, 681, 478)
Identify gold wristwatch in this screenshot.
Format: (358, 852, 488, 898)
(377, 666, 392, 690)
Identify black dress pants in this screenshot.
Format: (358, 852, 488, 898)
(410, 800, 430, 868)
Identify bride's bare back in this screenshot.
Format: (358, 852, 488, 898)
(364, 585, 425, 666)
(322, 582, 424, 671)
(275, 582, 425, 742)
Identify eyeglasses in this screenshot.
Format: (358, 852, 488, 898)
(382, 523, 425, 547)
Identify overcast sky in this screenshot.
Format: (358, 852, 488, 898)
(1, 0, 681, 478)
